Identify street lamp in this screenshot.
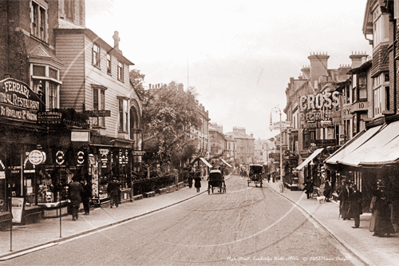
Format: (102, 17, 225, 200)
(270, 106, 283, 192)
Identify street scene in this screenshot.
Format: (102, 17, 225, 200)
(1, 0, 399, 265)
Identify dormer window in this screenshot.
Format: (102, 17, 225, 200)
(117, 61, 124, 81)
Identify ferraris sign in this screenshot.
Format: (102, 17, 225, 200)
(0, 78, 42, 122)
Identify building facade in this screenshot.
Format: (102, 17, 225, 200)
(225, 127, 255, 165)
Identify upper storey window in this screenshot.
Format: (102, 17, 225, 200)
(31, 1, 48, 42)
(117, 61, 124, 82)
(92, 44, 100, 68)
(372, 7, 389, 47)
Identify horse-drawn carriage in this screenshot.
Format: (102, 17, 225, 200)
(208, 169, 226, 194)
(247, 164, 263, 187)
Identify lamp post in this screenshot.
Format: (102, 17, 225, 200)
(270, 106, 283, 192)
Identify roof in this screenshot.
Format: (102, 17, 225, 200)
(56, 19, 134, 66)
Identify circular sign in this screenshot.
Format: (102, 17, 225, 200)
(29, 150, 45, 165)
(77, 151, 85, 165)
(56, 150, 65, 165)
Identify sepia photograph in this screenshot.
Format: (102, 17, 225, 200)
(0, 0, 398, 265)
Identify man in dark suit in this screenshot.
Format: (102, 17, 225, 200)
(349, 184, 362, 228)
(69, 176, 84, 221)
(107, 178, 119, 208)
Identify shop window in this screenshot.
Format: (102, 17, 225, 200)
(31, 1, 47, 42)
(92, 43, 100, 68)
(107, 53, 111, 75)
(92, 88, 105, 127)
(117, 61, 124, 81)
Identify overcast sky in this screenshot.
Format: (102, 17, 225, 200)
(85, 0, 371, 139)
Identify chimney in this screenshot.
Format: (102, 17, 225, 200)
(350, 51, 368, 69)
(300, 65, 310, 79)
(113, 31, 121, 52)
(308, 52, 329, 82)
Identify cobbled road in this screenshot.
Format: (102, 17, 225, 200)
(0, 175, 362, 266)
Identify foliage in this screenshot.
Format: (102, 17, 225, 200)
(129, 70, 202, 168)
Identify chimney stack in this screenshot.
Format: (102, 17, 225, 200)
(308, 52, 329, 83)
(350, 51, 368, 69)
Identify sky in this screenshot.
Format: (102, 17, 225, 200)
(85, 0, 372, 140)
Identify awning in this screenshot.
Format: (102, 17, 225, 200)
(199, 157, 212, 168)
(325, 125, 382, 165)
(338, 121, 399, 166)
(296, 148, 324, 170)
(221, 159, 232, 168)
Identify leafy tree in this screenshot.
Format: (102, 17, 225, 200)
(129, 70, 202, 170)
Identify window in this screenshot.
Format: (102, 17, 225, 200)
(92, 44, 100, 68)
(373, 8, 389, 47)
(358, 73, 367, 101)
(373, 73, 389, 117)
(119, 98, 128, 132)
(65, 0, 74, 19)
(31, 1, 47, 41)
(345, 84, 351, 104)
(107, 54, 111, 75)
(353, 114, 358, 135)
(92, 88, 105, 127)
(31, 64, 60, 111)
(117, 61, 123, 81)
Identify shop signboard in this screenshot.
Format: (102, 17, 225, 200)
(84, 110, 111, 117)
(0, 78, 42, 123)
(300, 91, 341, 129)
(11, 197, 25, 223)
(37, 111, 62, 125)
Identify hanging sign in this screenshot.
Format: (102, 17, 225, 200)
(28, 150, 46, 165)
(55, 150, 65, 165)
(77, 151, 85, 165)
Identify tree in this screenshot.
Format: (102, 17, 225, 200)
(129, 70, 202, 170)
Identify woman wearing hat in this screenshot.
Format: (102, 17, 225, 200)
(338, 181, 352, 220)
(372, 182, 395, 237)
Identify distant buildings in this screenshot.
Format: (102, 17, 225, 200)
(225, 127, 255, 165)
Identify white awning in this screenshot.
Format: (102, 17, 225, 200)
(339, 121, 399, 166)
(199, 157, 212, 168)
(221, 159, 232, 168)
(296, 148, 324, 170)
(325, 125, 382, 165)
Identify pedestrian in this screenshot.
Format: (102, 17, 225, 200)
(107, 177, 119, 208)
(80, 179, 91, 215)
(348, 184, 362, 228)
(68, 176, 84, 221)
(323, 179, 332, 202)
(194, 170, 201, 193)
(338, 182, 352, 220)
(303, 179, 314, 199)
(372, 184, 395, 237)
(267, 173, 270, 183)
(188, 167, 193, 188)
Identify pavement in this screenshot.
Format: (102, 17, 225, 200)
(267, 181, 399, 266)
(1, 176, 398, 265)
(0, 178, 211, 261)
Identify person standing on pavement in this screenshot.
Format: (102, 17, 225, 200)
(69, 176, 84, 221)
(303, 179, 314, 199)
(194, 169, 201, 193)
(323, 179, 332, 202)
(373, 185, 395, 237)
(80, 179, 91, 215)
(338, 182, 352, 220)
(188, 167, 193, 188)
(348, 184, 362, 228)
(107, 177, 119, 208)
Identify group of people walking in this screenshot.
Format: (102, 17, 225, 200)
(187, 167, 202, 193)
(338, 180, 395, 237)
(68, 176, 91, 221)
(68, 176, 121, 221)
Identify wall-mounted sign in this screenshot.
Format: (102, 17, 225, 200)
(0, 78, 41, 122)
(84, 110, 111, 117)
(77, 151, 85, 165)
(38, 111, 62, 125)
(300, 91, 341, 129)
(71, 131, 90, 142)
(28, 150, 46, 165)
(55, 150, 65, 165)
